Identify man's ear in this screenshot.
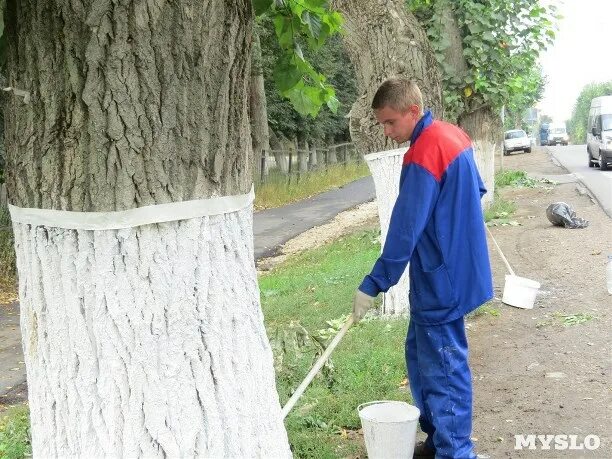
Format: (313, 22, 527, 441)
(408, 104, 421, 118)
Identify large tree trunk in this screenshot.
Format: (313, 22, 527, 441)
(250, 30, 270, 182)
(332, 0, 443, 156)
(3, 1, 290, 457)
(437, 1, 498, 206)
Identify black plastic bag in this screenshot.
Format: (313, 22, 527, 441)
(546, 202, 589, 229)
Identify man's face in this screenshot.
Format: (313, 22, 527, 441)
(374, 105, 421, 144)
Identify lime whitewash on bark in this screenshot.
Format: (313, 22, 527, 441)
(4, 1, 290, 456)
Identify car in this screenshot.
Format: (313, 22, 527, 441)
(503, 129, 531, 156)
(587, 96, 612, 171)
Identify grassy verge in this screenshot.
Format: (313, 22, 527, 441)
(0, 405, 31, 458)
(260, 230, 410, 458)
(0, 207, 17, 303)
(255, 162, 370, 210)
(484, 196, 517, 223)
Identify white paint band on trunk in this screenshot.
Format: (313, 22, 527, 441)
(8, 186, 254, 230)
(363, 147, 408, 162)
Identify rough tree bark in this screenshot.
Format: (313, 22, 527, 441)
(436, 0, 499, 205)
(332, 0, 443, 156)
(3, 1, 290, 456)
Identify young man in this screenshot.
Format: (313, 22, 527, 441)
(353, 78, 493, 459)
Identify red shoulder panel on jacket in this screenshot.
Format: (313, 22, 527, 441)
(403, 121, 472, 181)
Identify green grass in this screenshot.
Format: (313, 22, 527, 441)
(495, 169, 555, 189)
(260, 230, 410, 458)
(0, 207, 17, 302)
(484, 196, 517, 223)
(0, 405, 31, 459)
(255, 163, 370, 210)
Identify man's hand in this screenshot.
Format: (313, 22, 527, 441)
(352, 290, 375, 322)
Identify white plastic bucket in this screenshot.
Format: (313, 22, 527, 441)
(502, 274, 541, 309)
(358, 400, 420, 459)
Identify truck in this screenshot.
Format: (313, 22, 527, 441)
(539, 123, 550, 146)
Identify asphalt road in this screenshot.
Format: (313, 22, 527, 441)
(253, 175, 375, 259)
(548, 144, 612, 217)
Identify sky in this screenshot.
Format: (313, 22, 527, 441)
(538, 0, 612, 122)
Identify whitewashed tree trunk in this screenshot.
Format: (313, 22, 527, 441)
(270, 131, 290, 173)
(472, 140, 496, 208)
(3, 1, 290, 456)
(364, 149, 409, 315)
(308, 146, 318, 169)
(327, 146, 338, 164)
(13, 206, 290, 457)
(298, 140, 309, 172)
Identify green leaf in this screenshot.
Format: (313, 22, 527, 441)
(253, 0, 273, 16)
(286, 82, 321, 117)
(302, 10, 322, 41)
(326, 95, 339, 114)
(273, 56, 302, 92)
(273, 15, 294, 49)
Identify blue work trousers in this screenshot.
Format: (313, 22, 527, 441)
(406, 316, 476, 459)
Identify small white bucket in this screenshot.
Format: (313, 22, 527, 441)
(502, 274, 541, 309)
(358, 400, 420, 459)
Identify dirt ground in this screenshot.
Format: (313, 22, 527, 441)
(261, 147, 611, 458)
(468, 148, 611, 458)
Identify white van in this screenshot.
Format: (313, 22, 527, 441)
(547, 122, 568, 146)
(587, 95, 612, 170)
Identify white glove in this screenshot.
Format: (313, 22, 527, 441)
(352, 290, 375, 322)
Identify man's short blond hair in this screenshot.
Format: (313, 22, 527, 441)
(371, 78, 423, 113)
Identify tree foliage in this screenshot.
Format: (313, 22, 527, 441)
(567, 81, 612, 143)
(504, 65, 546, 131)
(258, 16, 356, 144)
(254, 0, 343, 118)
(407, 0, 556, 122)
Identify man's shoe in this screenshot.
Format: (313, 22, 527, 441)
(413, 441, 436, 458)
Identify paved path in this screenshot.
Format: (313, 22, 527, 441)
(0, 176, 376, 397)
(254, 176, 375, 259)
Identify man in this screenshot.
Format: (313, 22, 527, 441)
(353, 78, 493, 459)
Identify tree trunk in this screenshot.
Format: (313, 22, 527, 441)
(327, 145, 338, 164)
(298, 139, 309, 172)
(3, 1, 290, 457)
(364, 149, 409, 315)
(308, 145, 318, 169)
(269, 131, 289, 173)
(458, 107, 502, 207)
(436, 1, 498, 206)
(249, 30, 270, 182)
(332, 0, 443, 156)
